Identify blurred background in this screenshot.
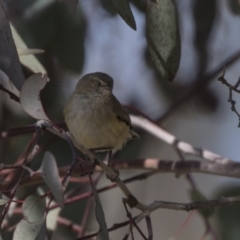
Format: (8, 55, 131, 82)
(1, 0, 240, 239)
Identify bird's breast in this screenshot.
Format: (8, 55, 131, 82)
(64, 94, 131, 150)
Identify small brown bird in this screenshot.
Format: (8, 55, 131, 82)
(63, 72, 139, 154)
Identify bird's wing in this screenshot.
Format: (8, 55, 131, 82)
(110, 94, 131, 127)
(110, 94, 140, 139)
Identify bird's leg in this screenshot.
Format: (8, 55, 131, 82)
(108, 150, 112, 167)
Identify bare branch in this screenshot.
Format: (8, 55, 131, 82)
(158, 49, 240, 122)
(131, 115, 231, 164)
(137, 196, 240, 212)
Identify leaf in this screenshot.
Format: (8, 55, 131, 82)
(0, 3, 25, 90)
(146, 0, 181, 81)
(13, 218, 45, 240)
(0, 198, 9, 206)
(17, 49, 45, 56)
(58, 0, 78, 13)
(0, 193, 10, 206)
(11, 24, 46, 73)
(13, 195, 46, 240)
(228, 0, 240, 15)
(38, 152, 64, 207)
(189, 189, 214, 219)
(111, 0, 136, 30)
(46, 200, 61, 231)
(193, 0, 216, 47)
(92, 185, 109, 240)
(34, 223, 47, 240)
(36, 187, 61, 231)
(20, 73, 49, 120)
(23, 195, 46, 223)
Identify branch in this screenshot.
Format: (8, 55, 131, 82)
(158, 50, 240, 122)
(131, 115, 231, 164)
(37, 120, 139, 208)
(3, 157, 240, 191)
(218, 67, 240, 126)
(76, 195, 240, 240)
(144, 196, 240, 212)
(113, 158, 240, 179)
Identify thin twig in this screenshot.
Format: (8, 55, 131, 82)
(158, 50, 240, 122)
(218, 67, 240, 127)
(145, 216, 153, 240)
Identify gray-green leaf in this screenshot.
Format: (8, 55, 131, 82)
(13, 195, 46, 240)
(22, 195, 46, 223)
(13, 218, 46, 240)
(58, 0, 78, 13)
(0, 3, 25, 90)
(111, 0, 136, 30)
(146, 0, 181, 81)
(20, 73, 49, 120)
(38, 152, 64, 207)
(92, 185, 109, 240)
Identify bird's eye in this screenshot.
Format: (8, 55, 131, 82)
(93, 79, 99, 86)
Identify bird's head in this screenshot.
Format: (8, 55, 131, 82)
(75, 72, 114, 95)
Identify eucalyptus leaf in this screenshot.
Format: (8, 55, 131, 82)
(13, 218, 46, 240)
(14, 195, 46, 240)
(34, 223, 47, 240)
(10, 24, 46, 74)
(228, 0, 240, 15)
(38, 152, 64, 207)
(0, 194, 10, 206)
(17, 49, 45, 55)
(111, 0, 136, 30)
(146, 0, 181, 81)
(20, 73, 49, 120)
(0, 198, 9, 206)
(58, 0, 78, 13)
(23, 195, 46, 223)
(92, 185, 109, 240)
(46, 200, 61, 231)
(0, 3, 25, 90)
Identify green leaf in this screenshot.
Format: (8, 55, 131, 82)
(10, 24, 46, 74)
(0, 192, 9, 206)
(13, 195, 46, 240)
(92, 185, 109, 240)
(111, 0, 136, 30)
(46, 200, 61, 231)
(34, 223, 47, 240)
(23, 195, 46, 223)
(13, 218, 46, 240)
(228, 0, 240, 15)
(146, 0, 181, 81)
(0, 198, 9, 206)
(0, 3, 25, 90)
(58, 0, 78, 13)
(20, 73, 49, 120)
(189, 189, 214, 219)
(38, 152, 64, 207)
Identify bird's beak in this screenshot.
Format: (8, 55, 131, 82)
(103, 86, 111, 91)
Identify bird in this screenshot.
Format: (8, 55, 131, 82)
(63, 72, 139, 162)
